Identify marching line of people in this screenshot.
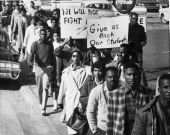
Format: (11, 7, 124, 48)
(0, 1, 170, 135)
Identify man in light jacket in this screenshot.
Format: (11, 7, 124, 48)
(86, 67, 119, 135)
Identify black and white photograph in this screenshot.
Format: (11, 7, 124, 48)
(0, 0, 170, 135)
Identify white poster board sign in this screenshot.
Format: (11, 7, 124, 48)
(60, 7, 99, 39)
(138, 16, 147, 32)
(87, 15, 129, 49)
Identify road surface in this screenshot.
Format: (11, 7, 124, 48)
(143, 13, 170, 71)
(0, 79, 67, 135)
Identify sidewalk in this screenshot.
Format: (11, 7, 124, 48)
(19, 84, 68, 135)
(19, 61, 68, 135)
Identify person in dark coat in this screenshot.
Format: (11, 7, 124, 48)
(128, 12, 147, 66)
(131, 73, 170, 135)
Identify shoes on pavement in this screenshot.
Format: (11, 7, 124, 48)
(41, 109, 47, 116)
(57, 104, 63, 110)
(60, 112, 66, 123)
(40, 104, 43, 110)
(52, 107, 58, 112)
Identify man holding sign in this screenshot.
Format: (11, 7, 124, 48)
(128, 12, 147, 66)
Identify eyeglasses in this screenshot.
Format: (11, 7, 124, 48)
(92, 55, 98, 57)
(72, 55, 79, 58)
(131, 18, 137, 20)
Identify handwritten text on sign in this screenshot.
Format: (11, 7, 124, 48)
(138, 16, 147, 32)
(60, 7, 99, 39)
(87, 16, 129, 49)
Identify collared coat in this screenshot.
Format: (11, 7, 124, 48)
(57, 64, 90, 134)
(13, 14, 29, 49)
(131, 96, 160, 135)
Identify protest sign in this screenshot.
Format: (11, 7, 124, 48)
(87, 15, 129, 49)
(60, 7, 99, 39)
(138, 16, 147, 32)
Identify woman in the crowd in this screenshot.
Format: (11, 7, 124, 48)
(10, 3, 20, 41)
(79, 61, 105, 113)
(57, 48, 90, 135)
(84, 46, 106, 67)
(23, 16, 39, 60)
(79, 61, 105, 134)
(12, 7, 29, 54)
(47, 8, 60, 27)
(50, 16, 60, 34)
(53, 31, 70, 86)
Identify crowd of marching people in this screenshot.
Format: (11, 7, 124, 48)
(0, 1, 170, 135)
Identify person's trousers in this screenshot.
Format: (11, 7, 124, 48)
(34, 66, 50, 110)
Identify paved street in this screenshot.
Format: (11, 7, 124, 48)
(144, 13, 170, 71)
(0, 79, 67, 135)
(0, 12, 169, 135)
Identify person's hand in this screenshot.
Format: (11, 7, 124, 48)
(57, 81, 61, 87)
(141, 41, 146, 46)
(22, 47, 26, 54)
(29, 65, 33, 69)
(93, 128, 99, 135)
(58, 104, 63, 110)
(89, 45, 96, 53)
(50, 90, 54, 97)
(77, 107, 84, 115)
(62, 36, 71, 47)
(11, 33, 15, 41)
(46, 65, 53, 76)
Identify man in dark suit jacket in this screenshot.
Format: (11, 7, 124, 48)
(132, 73, 170, 135)
(128, 12, 147, 66)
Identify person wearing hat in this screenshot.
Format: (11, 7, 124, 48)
(57, 48, 90, 135)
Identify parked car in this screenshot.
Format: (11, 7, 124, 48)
(137, 0, 161, 12)
(82, 0, 116, 17)
(0, 30, 21, 80)
(51, 0, 83, 9)
(112, 5, 147, 16)
(82, 0, 147, 16)
(159, 4, 169, 23)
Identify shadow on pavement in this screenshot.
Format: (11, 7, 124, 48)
(0, 79, 21, 91)
(19, 75, 36, 86)
(47, 109, 63, 115)
(18, 61, 36, 85)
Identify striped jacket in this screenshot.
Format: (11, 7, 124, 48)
(106, 85, 152, 135)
